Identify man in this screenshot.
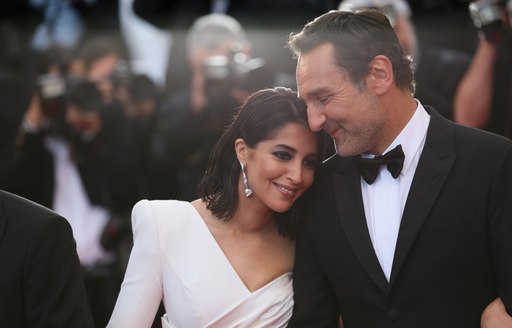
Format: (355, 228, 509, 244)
(338, 0, 472, 121)
(287, 9, 512, 327)
(0, 189, 93, 327)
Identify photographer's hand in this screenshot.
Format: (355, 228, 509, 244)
(454, 38, 497, 128)
(22, 92, 46, 134)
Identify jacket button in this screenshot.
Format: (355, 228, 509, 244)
(388, 309, 400, 321)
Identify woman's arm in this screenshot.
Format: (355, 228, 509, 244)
(107, 200, 164, 328)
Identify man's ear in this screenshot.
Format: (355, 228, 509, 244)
(367, 55, 394, 96)
(234, 138, 247, 163)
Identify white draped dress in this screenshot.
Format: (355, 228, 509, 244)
(107, 200, 293, 328)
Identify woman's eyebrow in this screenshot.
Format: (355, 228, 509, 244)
(274, 144, 297, 153)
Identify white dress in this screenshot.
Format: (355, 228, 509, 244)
(107, 200, 294, 328)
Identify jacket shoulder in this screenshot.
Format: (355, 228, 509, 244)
(0, 190, 60, 222)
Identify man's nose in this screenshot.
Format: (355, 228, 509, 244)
(307, 106, 326, 132)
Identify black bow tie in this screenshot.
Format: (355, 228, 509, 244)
(357, 145, 405, 184)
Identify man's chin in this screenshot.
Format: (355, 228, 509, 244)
(334, 143, 347, 157)
(334, 142, 359, 158)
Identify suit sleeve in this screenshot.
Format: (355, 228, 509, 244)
(107, 200, 163, 327)
(288, 219, 340, 328)
(489, 144, 512, 315)
(24, 215, 93, 328)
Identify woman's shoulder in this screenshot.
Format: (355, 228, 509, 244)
(133, 199, 192, 212)
(131, 199, 202, 232)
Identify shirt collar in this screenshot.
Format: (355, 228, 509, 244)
(385, 99, 430, 177)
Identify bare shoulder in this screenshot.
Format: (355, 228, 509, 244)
(190, 198, 206, 214)
(191, 199, 213, 222)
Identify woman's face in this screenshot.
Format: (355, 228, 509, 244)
(242, 122, 320, 213)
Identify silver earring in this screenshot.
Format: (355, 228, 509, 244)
(240, 162, 253, 197)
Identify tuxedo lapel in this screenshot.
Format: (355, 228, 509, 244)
(390, 109, 456, 285)
(331, 157, 389, 294)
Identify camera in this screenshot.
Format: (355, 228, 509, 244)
(37, 73, 67, 119)
(202, 50, 268, 102)
(35, 72, 70, 134)
(36, 74, 105, 135)
(469, 0, 511, 44)
(65, 79, 105, 135)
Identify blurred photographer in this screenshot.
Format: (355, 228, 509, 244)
(75, 36, 130, 105)
(454, 0, 512, 139)
(338, 0, 472, 120)
(114, 73, 165, 199)
(0, 48, 139, 326)
(148, 13, 275, 201)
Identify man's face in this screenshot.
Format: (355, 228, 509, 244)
(296, 43, 386, 156)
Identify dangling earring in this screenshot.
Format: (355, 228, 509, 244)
(240, 162, 253, 197)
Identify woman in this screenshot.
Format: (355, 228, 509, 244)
(107, 87, 325, 327)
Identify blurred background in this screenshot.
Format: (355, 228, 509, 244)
(1, 0, 511, 327)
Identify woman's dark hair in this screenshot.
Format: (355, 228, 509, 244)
(198, 86, 325, 238)
(288, 9, 415, 94)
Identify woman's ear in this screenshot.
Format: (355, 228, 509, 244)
(367, 55, 394, 96)
(234, 138, 247, 163)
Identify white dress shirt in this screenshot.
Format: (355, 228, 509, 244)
(45, 136, 114, 266)
(361, 101, 430, 281)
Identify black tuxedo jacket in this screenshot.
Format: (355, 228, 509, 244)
(289, 108, 512, 328)
(0, 190, 93, 327)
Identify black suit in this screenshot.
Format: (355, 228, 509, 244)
(0, 190, 93, 327)
(289, 107, 512, 327)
